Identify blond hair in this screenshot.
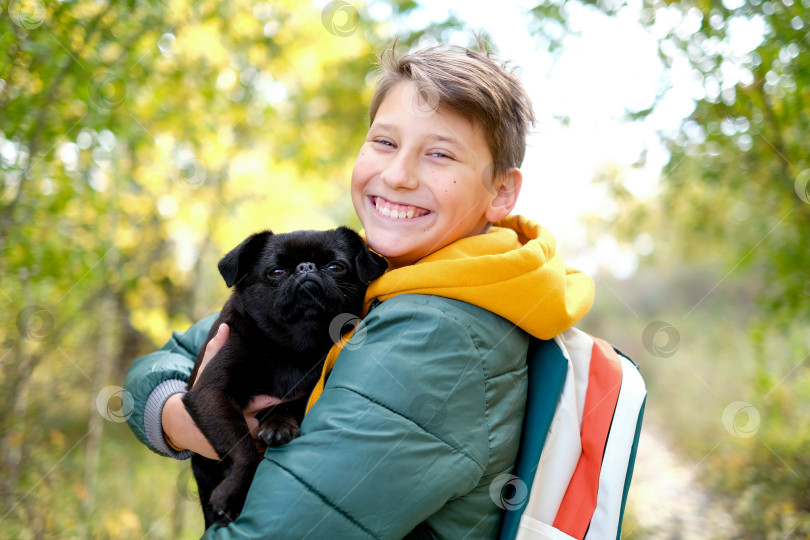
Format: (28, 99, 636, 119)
(369, 39, 536, 176)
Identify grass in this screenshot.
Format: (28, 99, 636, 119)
(1, 420, 205, 539)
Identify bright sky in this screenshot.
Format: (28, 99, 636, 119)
(312, 0, 765, 277)
(396, 0, 698, 278)
(397, 0, 769, 280)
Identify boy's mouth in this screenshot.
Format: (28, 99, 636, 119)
(371, 196, 431, 220)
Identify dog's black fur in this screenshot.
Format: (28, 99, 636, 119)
(183, 227, 387, 527)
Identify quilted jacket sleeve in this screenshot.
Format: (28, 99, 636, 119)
(124, 313, 219, 457)
(203, 294, 520, 539)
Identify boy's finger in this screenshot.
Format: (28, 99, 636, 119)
(244, 394, 284, 440)
(194, 324, 230, 385)
(203, 323, 229, 360)
(245, 394, 283, 414)
(245, 414, 260, 438)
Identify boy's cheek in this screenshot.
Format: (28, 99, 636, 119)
(350, 192, 371, 232)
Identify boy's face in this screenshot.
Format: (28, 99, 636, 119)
(351, 81, 512, 268)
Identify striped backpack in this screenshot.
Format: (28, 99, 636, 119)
(498, 327, 646, 540)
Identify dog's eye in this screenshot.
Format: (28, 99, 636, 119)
(326, 262, 346, 273)
(267, 268, 286, 279)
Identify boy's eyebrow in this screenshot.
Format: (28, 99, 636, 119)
(429, 134, 463, 147)
(369, 122, 397, 135)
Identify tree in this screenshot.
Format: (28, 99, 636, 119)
(529, 0, 809, 319)
(1, 1, 454, 535)
(529, 0, 810, 535)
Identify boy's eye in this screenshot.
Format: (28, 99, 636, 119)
(373, 138, 395, 147)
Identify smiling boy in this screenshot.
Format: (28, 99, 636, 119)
(125, 42, 594, 538)
(353, 79, 521, 268)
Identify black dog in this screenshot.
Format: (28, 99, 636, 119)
(183, 227, 387, 527)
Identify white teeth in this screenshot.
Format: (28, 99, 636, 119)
(375, 197, 422, 219)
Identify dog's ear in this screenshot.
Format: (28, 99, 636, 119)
(336, 226, 388, 283)
(358, 247, 389, 283)
(218, 230, 273, 287)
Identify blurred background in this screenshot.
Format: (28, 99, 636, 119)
(1, 0, 808, 537)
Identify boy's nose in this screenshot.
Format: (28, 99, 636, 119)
(380, 151, 419, 190)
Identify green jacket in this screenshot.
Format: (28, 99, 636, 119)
(125, 294, 529, 539)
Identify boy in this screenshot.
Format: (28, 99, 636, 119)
(125, 41, 594, 538)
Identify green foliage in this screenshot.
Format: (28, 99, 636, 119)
(530, 0, 810, 535)
(534, 0, 810, 318)
(0, 1, 453, 536)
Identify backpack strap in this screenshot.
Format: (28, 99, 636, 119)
(553, 337, 623, 536)
(500, 328, 646, 540)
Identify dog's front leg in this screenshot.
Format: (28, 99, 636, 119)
(183, 389, 261, 525)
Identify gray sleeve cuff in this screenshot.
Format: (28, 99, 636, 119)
(145, 379, 193, 460)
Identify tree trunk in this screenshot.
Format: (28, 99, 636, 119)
(0, 277, 35, 517)
(82, 291, 118, 522)
(82, 163, 121, 525)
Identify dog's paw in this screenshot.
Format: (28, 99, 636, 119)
(213, 506, 237, 526)
(257, 413, 300, 447)
(209, 485, 245, 526)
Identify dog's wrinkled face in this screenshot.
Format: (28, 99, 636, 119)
(217, 227, 388, 351)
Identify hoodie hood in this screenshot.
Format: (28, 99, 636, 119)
(306, 215, 594, 413)
(363, 214, 594, 340)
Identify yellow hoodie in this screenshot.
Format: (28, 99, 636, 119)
(306, 215, 594, 412)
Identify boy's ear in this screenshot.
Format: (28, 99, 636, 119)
(485, 167, 523, 223)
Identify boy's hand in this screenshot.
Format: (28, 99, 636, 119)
(244, 394, 284, 440)
(162, 323, 284, 459)
(163, 393, 219, 459)
(196, 322, 232, 382)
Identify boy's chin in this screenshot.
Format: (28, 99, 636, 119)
(364, 239, 418, 269)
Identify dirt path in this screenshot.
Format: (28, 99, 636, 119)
(624, 421, 740, 539)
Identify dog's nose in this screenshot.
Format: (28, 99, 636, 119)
(295, 262, 317, 274)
